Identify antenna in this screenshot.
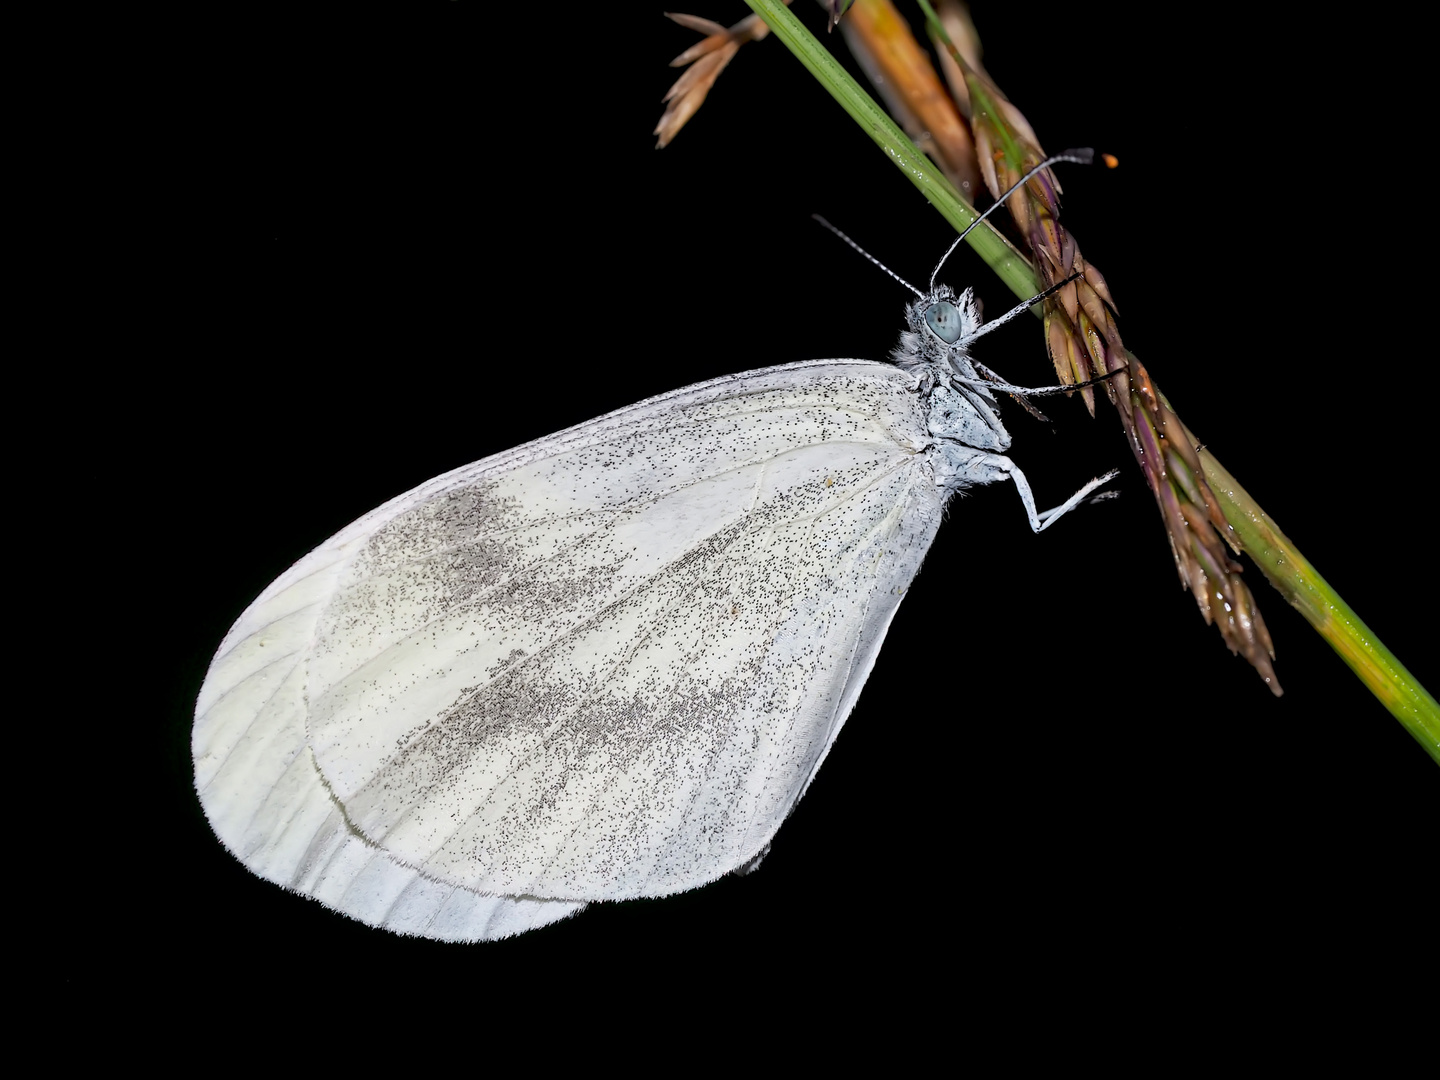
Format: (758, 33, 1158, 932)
(929, 149, 1095, 292)
(810, 215, 924, 299)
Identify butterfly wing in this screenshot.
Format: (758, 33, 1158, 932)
(194, 359, 947, 940)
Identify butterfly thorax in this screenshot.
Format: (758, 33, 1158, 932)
(888, 285, 1013, 476)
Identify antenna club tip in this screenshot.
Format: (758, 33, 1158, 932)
(1102, 153, 1119, 169)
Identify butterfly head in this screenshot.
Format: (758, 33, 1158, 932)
(921, 285, 982, 347)
(892, 284, 983, 373)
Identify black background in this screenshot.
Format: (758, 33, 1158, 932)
(115, 4, 1432, 1025)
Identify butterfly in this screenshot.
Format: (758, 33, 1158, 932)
(192, 154, 1116, 941)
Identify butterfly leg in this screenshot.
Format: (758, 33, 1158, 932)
(956, 452, 1118, 533)
(1033, 468, 1120, 531)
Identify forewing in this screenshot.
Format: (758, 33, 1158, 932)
(194, 360, 943, 937)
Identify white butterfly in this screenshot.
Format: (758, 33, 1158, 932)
(193, 156, 1116, 941)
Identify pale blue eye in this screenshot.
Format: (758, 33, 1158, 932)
(925, 300, 963, 344)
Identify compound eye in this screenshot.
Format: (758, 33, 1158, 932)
(925, 300, 963, 345)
